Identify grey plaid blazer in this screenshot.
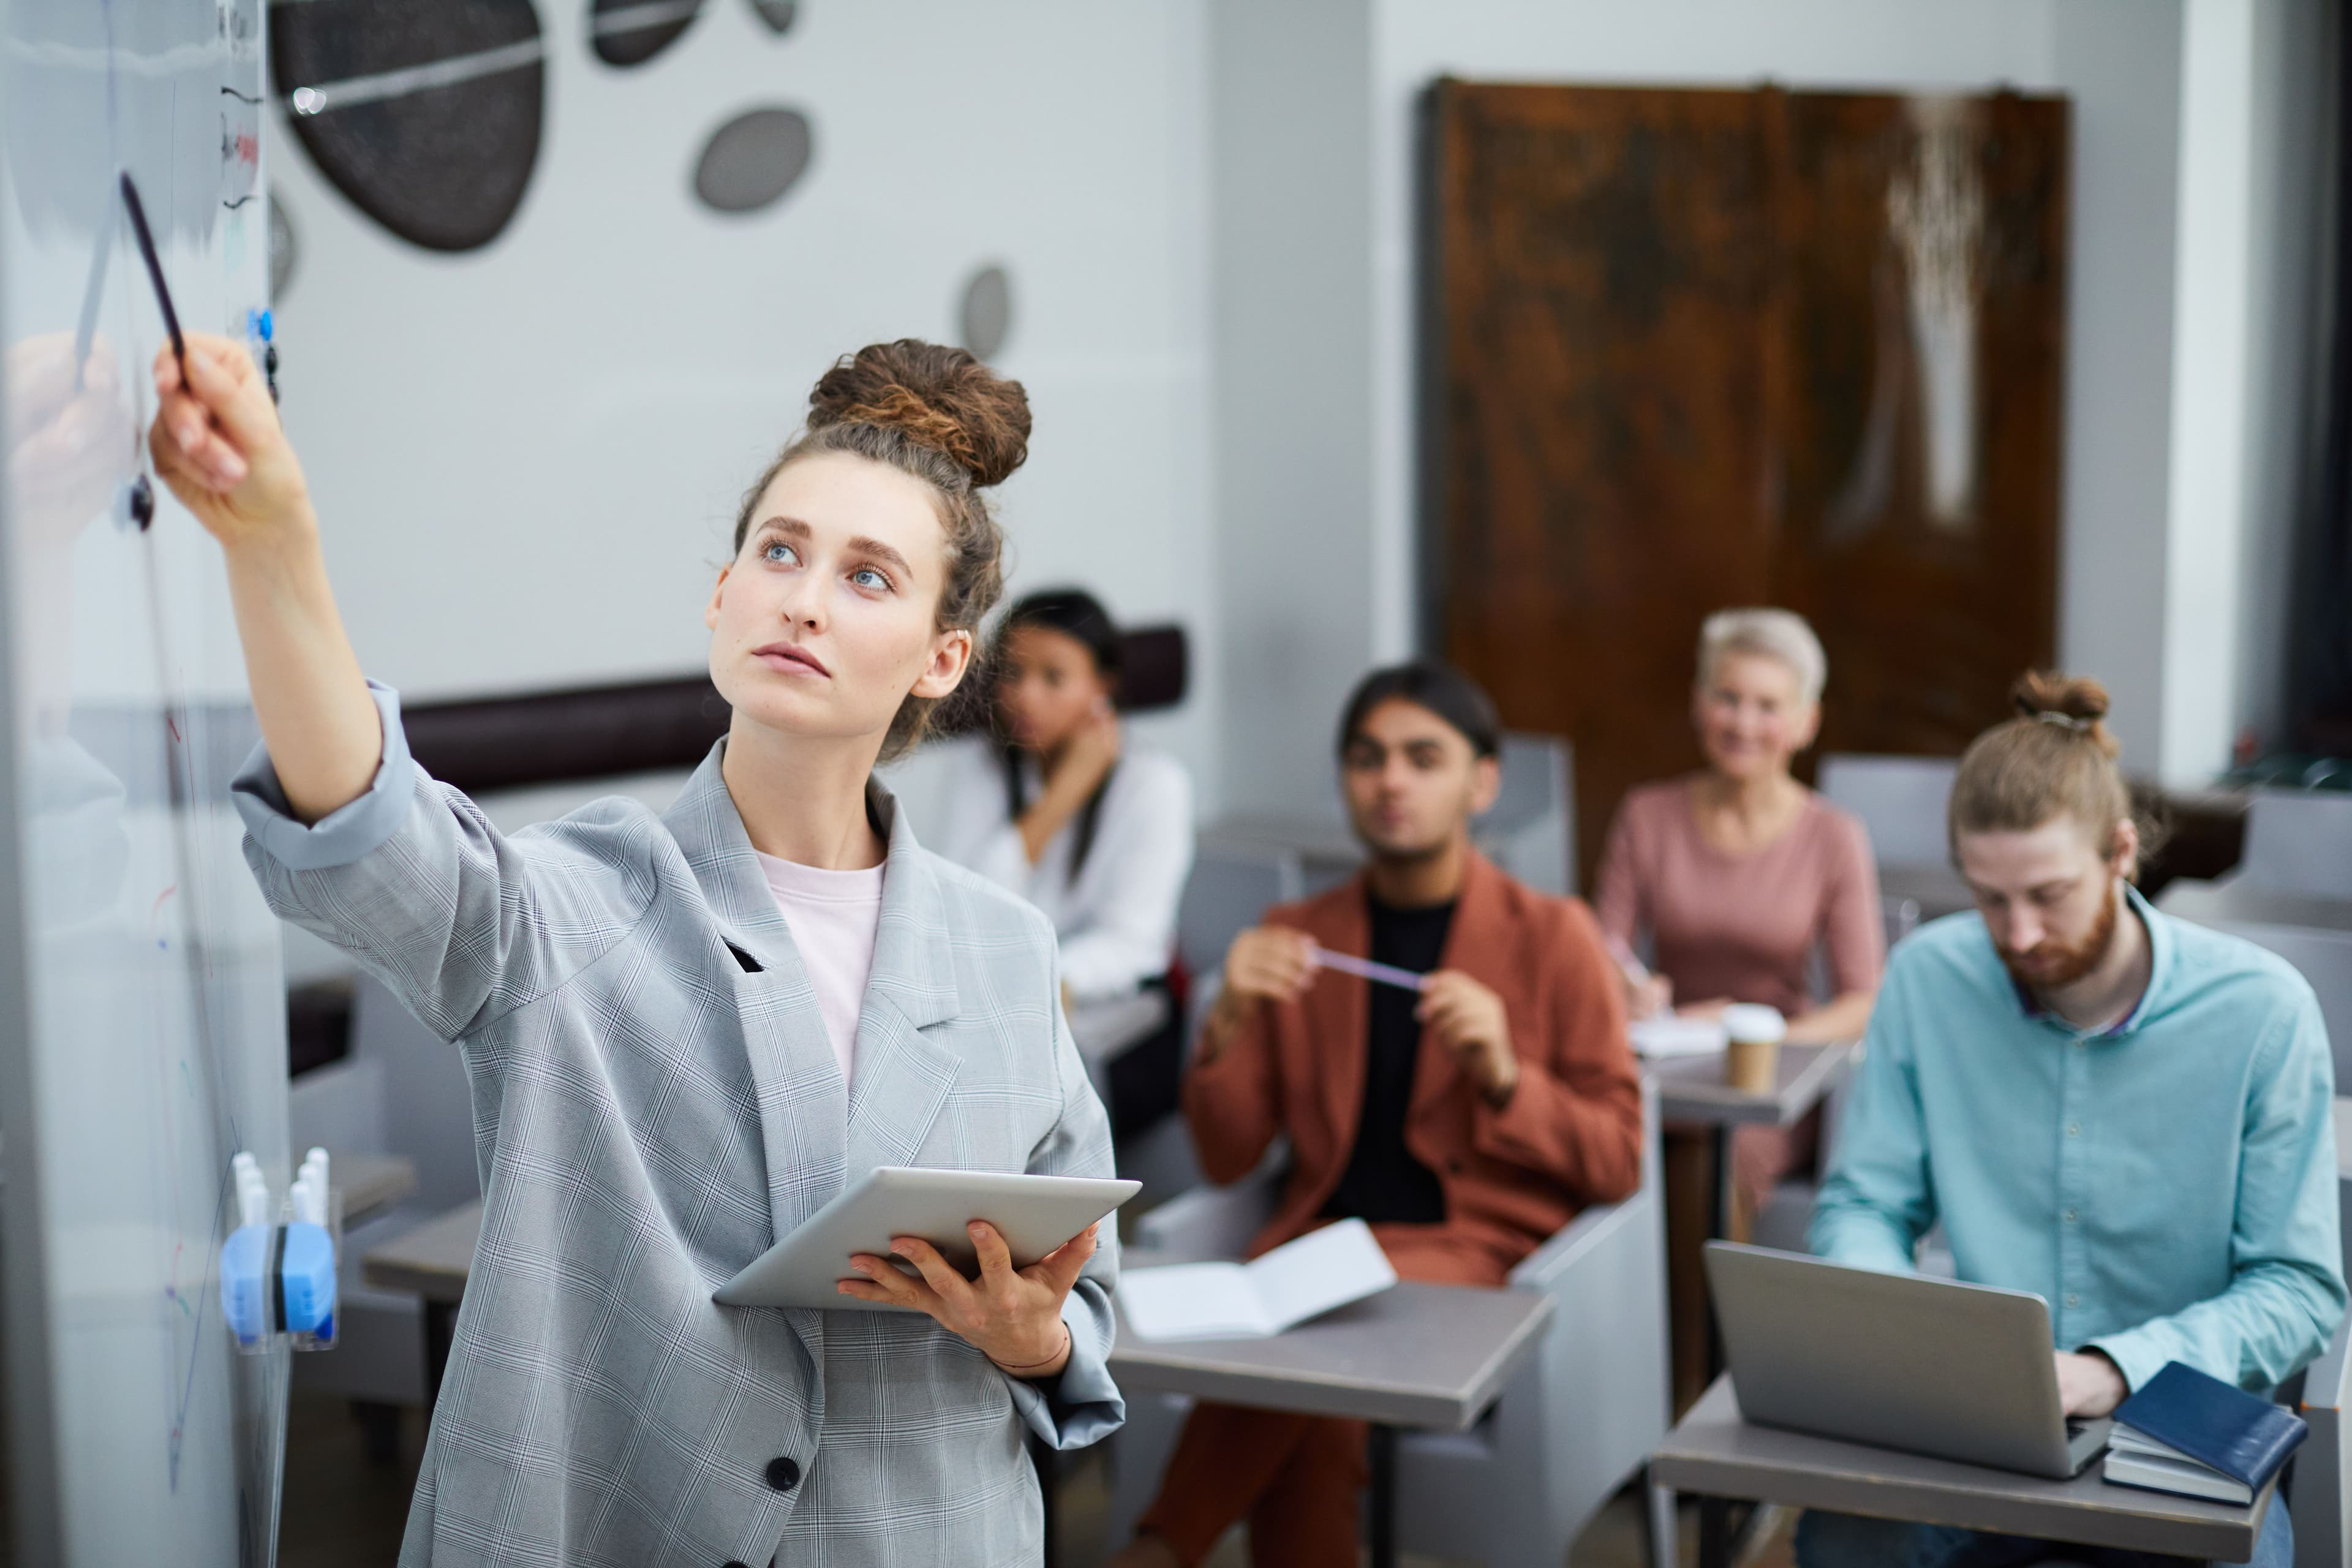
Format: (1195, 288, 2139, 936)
(234, 684, 1123, 1568)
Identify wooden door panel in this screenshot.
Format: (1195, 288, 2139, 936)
(1429, 82, 1779, 878)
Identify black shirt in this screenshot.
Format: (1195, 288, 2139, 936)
(1320, 897, 1453, 1227)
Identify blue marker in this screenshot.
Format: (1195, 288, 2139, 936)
(282, 1148, 336, 1344)
(219, 1154, 274, 1349)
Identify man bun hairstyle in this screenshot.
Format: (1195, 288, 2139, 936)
(1947, 671, 2166, 876)
(732, 339, 1031, 759)
(1337, 660, 1503, 760)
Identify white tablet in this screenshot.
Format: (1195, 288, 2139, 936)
(713, 1166, 1140, 1311)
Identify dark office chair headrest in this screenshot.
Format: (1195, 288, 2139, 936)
(399, 624, 1193, 791)
(1118, 625, 1188, 713)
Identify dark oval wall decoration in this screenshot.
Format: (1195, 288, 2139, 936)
(959, 263, 1013, 361)
(744, 0, 795, 34)
(590, 0, 703, 68)
(270, 0, 545, 254)
(268, 190, 297, 300)
(692, 107, 812, 215)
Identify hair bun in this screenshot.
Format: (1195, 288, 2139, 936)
(2011, 670, 2118, 756)
(806, 339, 1031, 488)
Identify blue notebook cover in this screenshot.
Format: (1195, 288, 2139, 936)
(2113, 1362, 2309, 1493)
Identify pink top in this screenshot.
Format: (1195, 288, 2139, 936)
(1594, 778, 1885, 1017)
(755, 850, 885, 1087)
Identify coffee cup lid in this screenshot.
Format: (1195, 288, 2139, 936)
(1721, 1003, 1787, 1045)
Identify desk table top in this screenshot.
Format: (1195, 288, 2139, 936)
(360, 1199, 482, 1303)
(2158, 880, 2352, 935)
(330, 1150, 418, 1228)
(1651, 1376, 2270, 1561)
(1649, 1039, 1857, 1129)
(1108, 1276, 1551, 1432)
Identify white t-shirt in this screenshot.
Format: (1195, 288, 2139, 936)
(927, 734, 1194, 1004)
(754, 850, 884, 1086)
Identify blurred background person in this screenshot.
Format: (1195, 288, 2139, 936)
(933, 587, 1196, 1135)
(1595, 608, 1885, 1403)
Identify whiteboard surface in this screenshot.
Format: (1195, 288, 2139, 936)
(0, 1, 289, 1564)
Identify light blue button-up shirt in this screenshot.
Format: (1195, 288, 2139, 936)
(1812, 884, 2345, 1393)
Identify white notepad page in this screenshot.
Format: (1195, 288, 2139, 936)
(1121, 1218, 1398, 1341)
(1630, 1016, 1728, 1058)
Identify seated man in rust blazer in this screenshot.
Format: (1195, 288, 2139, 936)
(1117, 660, 1642, 1568)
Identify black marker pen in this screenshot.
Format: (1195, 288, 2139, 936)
(119, 170, 186, 386)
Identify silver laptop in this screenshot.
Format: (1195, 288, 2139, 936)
(1705, 1242, 2111, 1479)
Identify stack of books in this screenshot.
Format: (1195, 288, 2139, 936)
(2102, 1362, 2307, 1506)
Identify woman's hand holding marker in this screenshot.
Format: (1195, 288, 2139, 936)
(148, 334, 313, 549)
(838, 1221, 1099, 1379)
(145, 332, 379, 825)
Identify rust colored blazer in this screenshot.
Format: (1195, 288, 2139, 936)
(1183, 850, 1642, 1272)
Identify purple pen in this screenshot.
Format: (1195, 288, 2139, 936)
(1311, 946, 1429, 993)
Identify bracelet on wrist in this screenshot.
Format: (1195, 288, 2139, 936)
(990, 1322, 1071, 1374)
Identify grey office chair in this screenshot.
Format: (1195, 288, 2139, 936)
(1819, 753, 1961, 948)
(1101, 1083, 1670, 1568)
(1175, 845, 1305, 982)
(1476, 732, 1578, 897)
(2235, 791, 2352, 900)
(1817, 754, 1958, 869)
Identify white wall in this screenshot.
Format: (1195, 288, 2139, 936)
(2228, 0, 2336, 763)
(1207, 0, 1376, 816)
(273, 1, 1221, 807)
(2147, 0, 2331, 784)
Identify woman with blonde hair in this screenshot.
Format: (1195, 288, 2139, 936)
(1596, 608, 1885, 1214)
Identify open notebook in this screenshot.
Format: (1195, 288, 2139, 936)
(1121, 1219, 1398, 1341)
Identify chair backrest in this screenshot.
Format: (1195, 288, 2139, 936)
(2211, 922, 2352, 1088)
(1477, 732, 1577, 897)
(2238, 791, 2352, 899)
(1177, 845, 1305, 979)
(1817, 753, 1959, 869)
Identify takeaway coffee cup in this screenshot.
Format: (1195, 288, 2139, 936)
(1721, 1004, 1787, 1093)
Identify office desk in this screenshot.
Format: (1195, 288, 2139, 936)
(1649, 1039, 1858, 1240)
(1066, 989, 1172, 1102)
(1110, 1275, 1555, 1568)
(328, 1149, 418, 1228)
(2160, 881, 2352, 936)
(360, 1198, 481, 1401)
(1653, 1376, 2272, 1567)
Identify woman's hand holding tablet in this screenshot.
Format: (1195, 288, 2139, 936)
(840, 1220, 1098, 1378)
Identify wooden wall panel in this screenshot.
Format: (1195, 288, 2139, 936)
(1427, 82, 1781, 886)
(1427, 81, 2068, 883)
(1770, 91, 2070, 759)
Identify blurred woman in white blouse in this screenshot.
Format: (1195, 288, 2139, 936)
(933, 589, 1195, 1034)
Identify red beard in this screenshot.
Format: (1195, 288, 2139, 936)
(1996, 882, 2119, 991)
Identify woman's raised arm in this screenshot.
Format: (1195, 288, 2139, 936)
(150, 334, 379, 823)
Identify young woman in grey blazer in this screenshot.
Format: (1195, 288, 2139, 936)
(148, 334, 1121, 1567)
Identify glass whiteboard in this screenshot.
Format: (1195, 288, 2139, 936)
(0, 0, 288, 1563)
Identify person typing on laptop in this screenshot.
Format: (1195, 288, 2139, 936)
(1112, 662, 1642, 1568)
(1798, 673, 2343, 1568)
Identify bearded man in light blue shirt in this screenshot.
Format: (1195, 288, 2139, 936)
(1800, 674, 2343, 1568)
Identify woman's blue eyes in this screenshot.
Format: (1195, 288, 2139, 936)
(758, 541, 891, 592)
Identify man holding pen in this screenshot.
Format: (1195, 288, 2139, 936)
(1114, 660, 1642, 1568)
